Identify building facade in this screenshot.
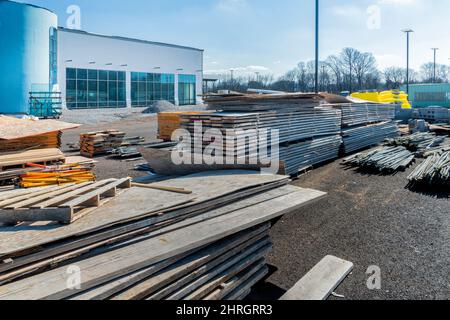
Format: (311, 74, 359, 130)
(0, 0, 204, 115)
(400, 83, 450, 108)
(58, 28, 203, 110)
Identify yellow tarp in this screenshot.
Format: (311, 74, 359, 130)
(351, 91, 411, 109)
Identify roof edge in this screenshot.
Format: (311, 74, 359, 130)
(57, 27, 204, 52)
(1, 0, 56, 15)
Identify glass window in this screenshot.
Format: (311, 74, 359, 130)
(67, 68, 76, 80)
(130, 71, 175, 107)
(178, 74, 196, 105)
(109, 71, 117, 81)
(66, 67, 127, 109)
(77, 69, 87, 80)
(88, 69, 98, 80)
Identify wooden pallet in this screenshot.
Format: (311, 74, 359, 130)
(0, 178, 131, 225)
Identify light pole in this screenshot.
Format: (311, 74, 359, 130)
(402, 29, 413, 95)
(314, 0, 319, 93)
(432, 48, 439, 83)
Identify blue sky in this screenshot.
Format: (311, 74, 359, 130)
(16, 0, 450, 77)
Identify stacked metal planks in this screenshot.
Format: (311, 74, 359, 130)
(280, 136, 342, 175)
(330, 103, 396, 127)
(341, 121, 399, 154)
(0, 171, 326, 300)
(180, 93, 342, 176)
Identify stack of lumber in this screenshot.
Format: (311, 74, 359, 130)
(180, 107, 341, 145)
(80, 130, 126, 157)
(331, 103, 395, 127)
(204, 93, 324, 111)
(0, 148, 65, 171)
(0, 116, 80, 152)
(341, 122, 399, 154)
(19, 163, 96, 188)
(0, 171, 326, 300)
(177, 93, 342, 176)
(158, 112, 206, 141)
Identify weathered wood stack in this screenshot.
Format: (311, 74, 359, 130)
(179, 93, 342, 176)
(80, 130, 126, 157)
(0, 116, 79, 153)
(0, 171, 326, 300)
(0, 149, 65, 171)
(157, 112, 206, 142)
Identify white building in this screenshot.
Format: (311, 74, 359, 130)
(58, 28, 203, 110)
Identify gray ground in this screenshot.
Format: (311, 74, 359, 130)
(61, 115, 450, 300)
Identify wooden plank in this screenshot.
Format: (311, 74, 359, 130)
(223, 266, 269, 300)
(5, 183, 88, 209)
(30, 179, 115, 209)
(72, 225, 269, 300)
(0, 171, 288, 259)
(0, 188, 325, 300)
(279, 255, 353, 301)
(124, 234, 270, 301)
(0, 186, 62, 208)
(182, 247, 271, 300)
(61, 178, 131, 208)
(131, 183, 192, 195)
(203, 262, 266, 300)
(0, 186, 293, 275)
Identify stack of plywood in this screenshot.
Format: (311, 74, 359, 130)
(0, 116, 79, 152)
(80, 130, 126, 157)
(0, 171, 326, 300)
(0, 148, 65, 171)
(158, 112, 206, 142)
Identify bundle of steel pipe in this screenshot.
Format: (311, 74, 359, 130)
(407, 151, 450, 186)
(386, 132, 446, 152)
(343, 146, 414, 173)
(330, 103, 396, 127)
(342, 122, 399, 154)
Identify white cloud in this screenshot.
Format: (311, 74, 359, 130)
(331, 5, 364, 17)
(215, 0, 248, 13)
(377, 0, 420, 6)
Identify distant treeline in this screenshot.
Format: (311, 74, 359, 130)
(209, 47, 450, 93)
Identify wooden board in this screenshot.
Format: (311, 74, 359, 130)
(0, 187, 326, 300)
(0, 186, 296, 280)
(72, 225, 270, 300)
(0, 179, 131, 224)
(0, 116, 80, 140)
(280, 255, 353, 301)
(0, 171, 288, 259)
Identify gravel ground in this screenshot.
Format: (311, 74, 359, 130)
(265, 160, 450, 300)
(60, 116, 450, 300)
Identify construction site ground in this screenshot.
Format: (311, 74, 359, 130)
(61, 115, 450, 300)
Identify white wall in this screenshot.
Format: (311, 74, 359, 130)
(57, 28, 203, 108)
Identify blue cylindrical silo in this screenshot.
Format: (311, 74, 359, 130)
(0, 0, 57, 114)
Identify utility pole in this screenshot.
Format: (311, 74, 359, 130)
(321, 65, 326, 91)
(314, 0, 319, 93)
(402, 29, 413, 94)
(432, 48, 439, 83)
